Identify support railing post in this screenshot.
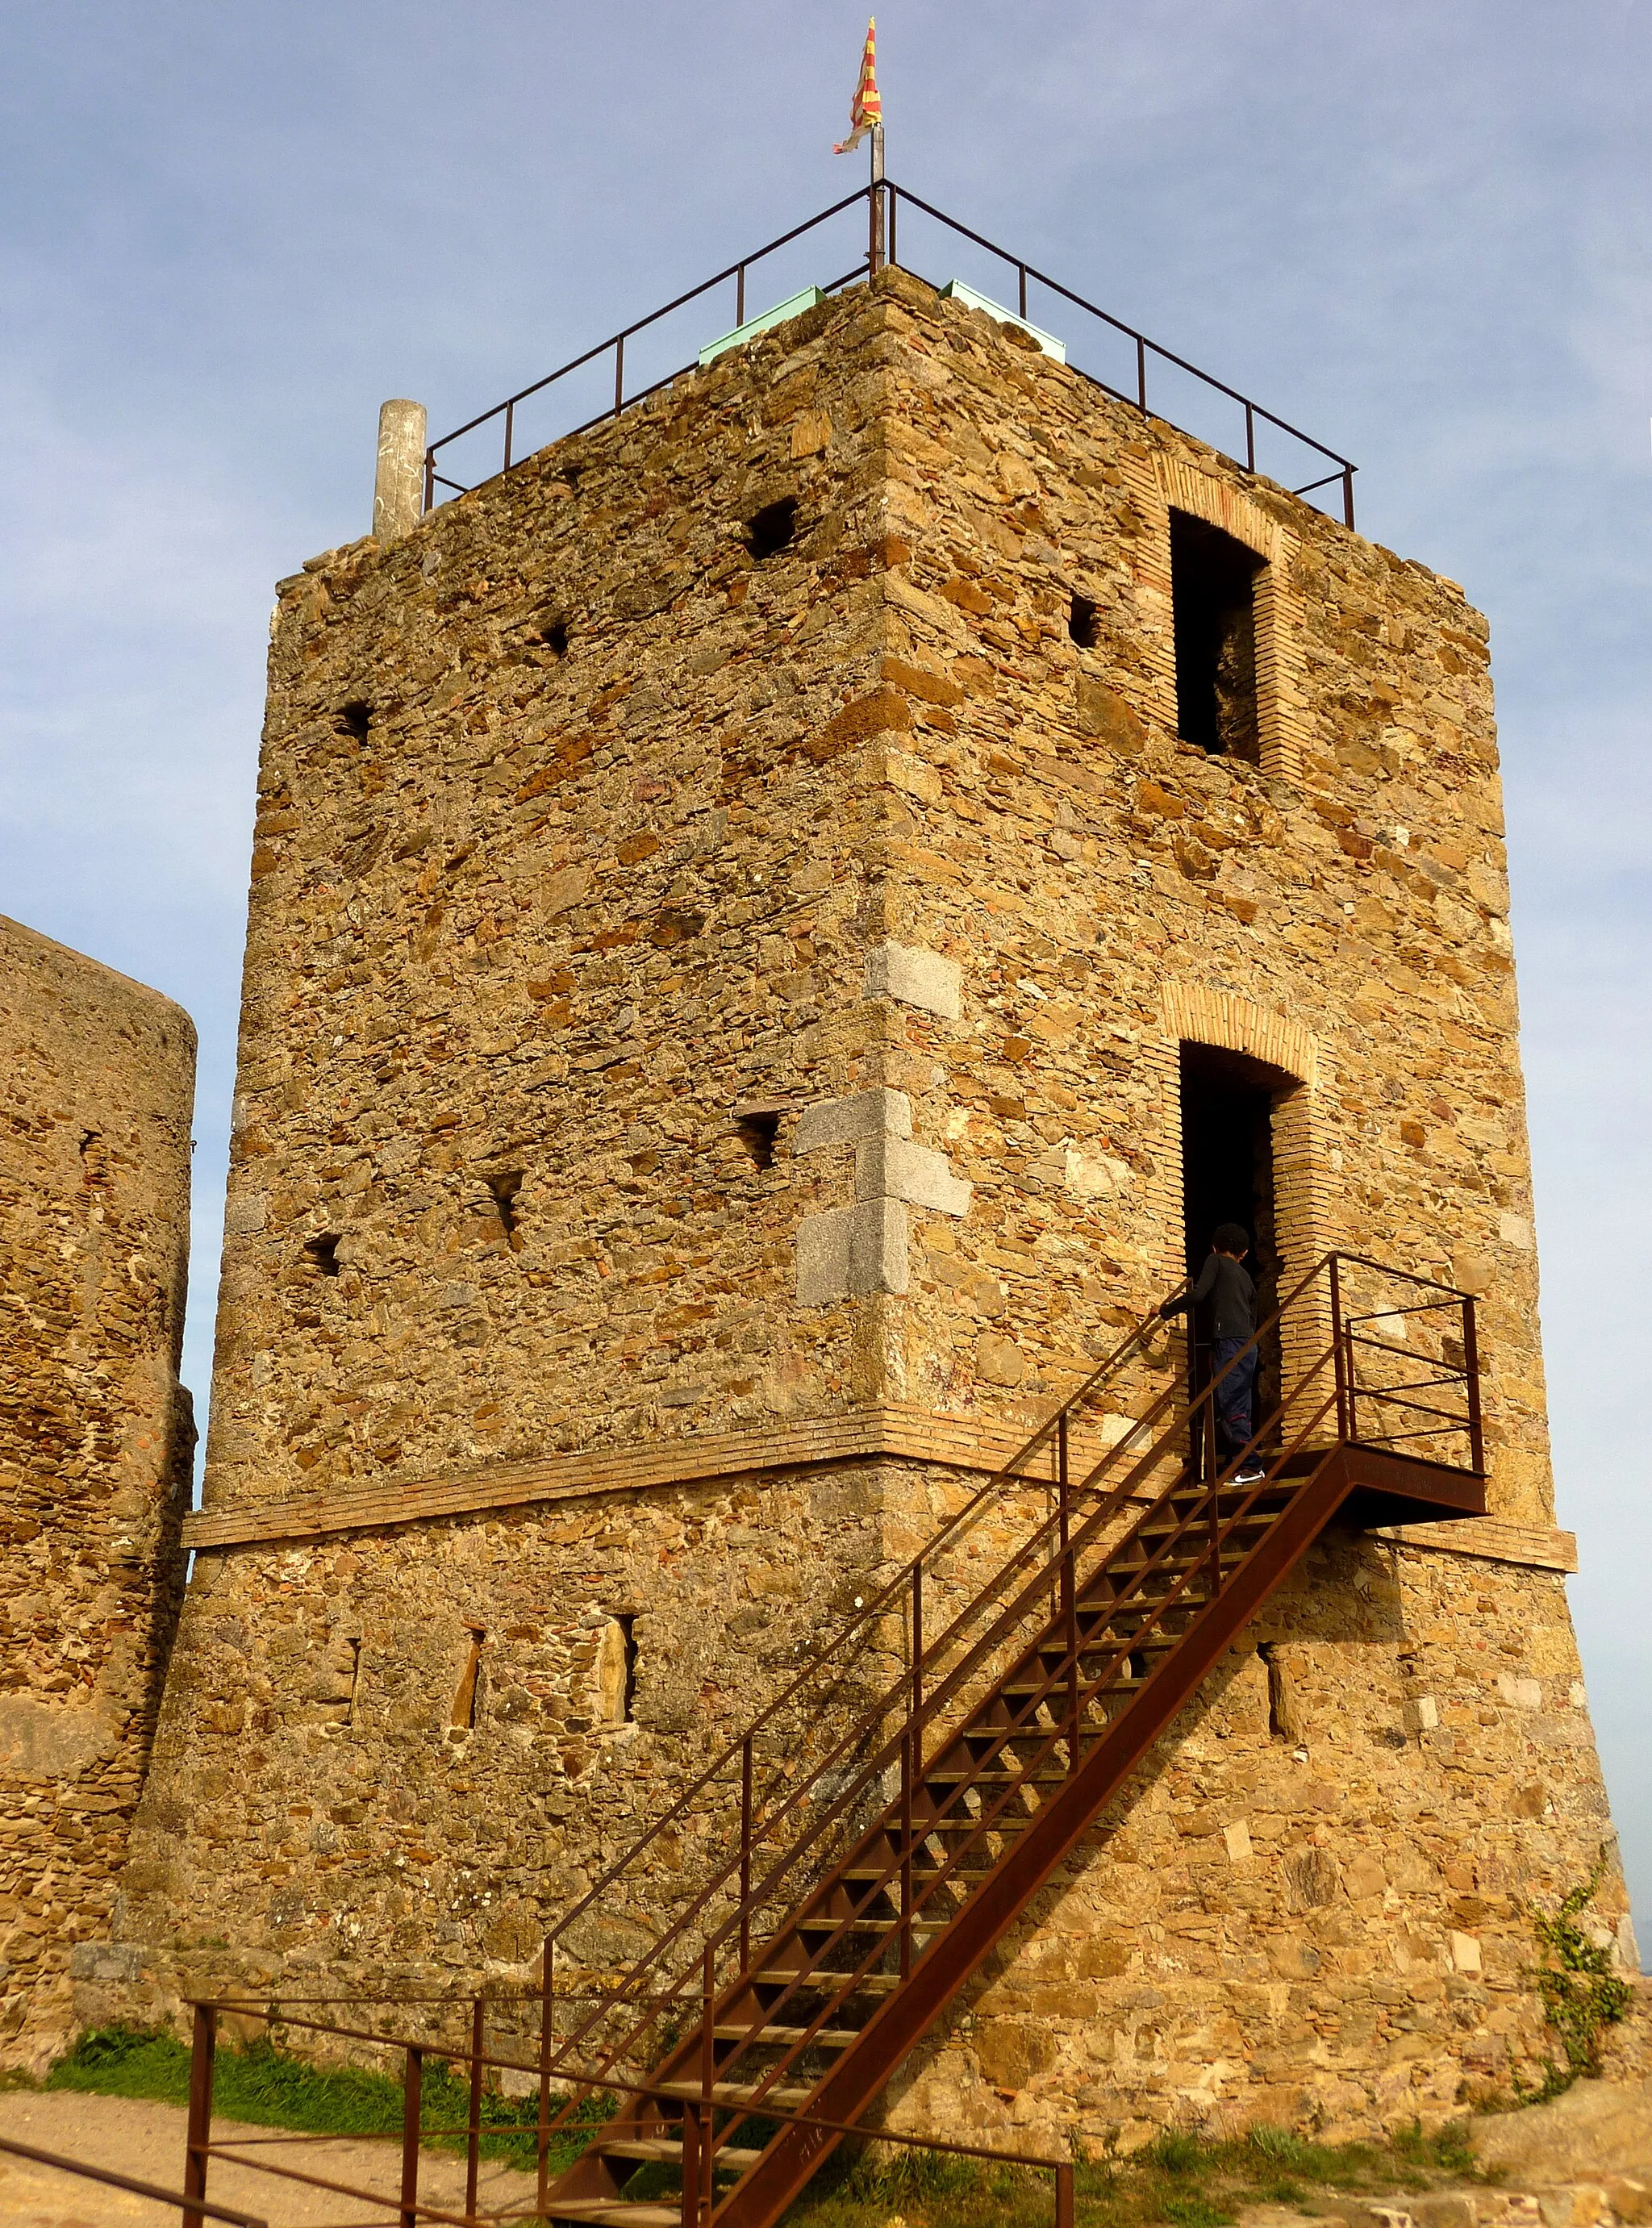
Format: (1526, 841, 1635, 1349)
(182, 2003, 216, 2228)
(613, 332, 625, 418)
(680, 2102, 700, 2228)
(740, 1733, 753, 1971)
(503, 398, 514, 474)
(1343, 465, 1356, 529)
(869, 127, 886, 275)
(887, 181, 897, 269)
(1208, 1388, 1222, 1588)
(1462, 1293, 1483, 1474)
(536, 1941, 553, 2222)
(1056, 2159, 1076, 2228)
(899, 1721, 913, 1980)
(736, 262, 746, 326)
(699, 1947, 715, 2226)
(1329, 1254, 1350, 1445)
(1245, 399, 1256, 474)
(911, 1563, 923, 1740)
(1059, 1411, 1078, 1775)
(1137, 334, 1148, 414)
(400, 2046, 422, 2228)
(465, 1994, 483, 2225)
(422, 449, 434, 516)
(1018, 263, 1028, 318)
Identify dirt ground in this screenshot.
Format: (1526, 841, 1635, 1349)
(0, 2089, 542, 2226)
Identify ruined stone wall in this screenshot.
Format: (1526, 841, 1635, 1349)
(115, 271, 1631, 2138)
(0, 916, 194, 2066)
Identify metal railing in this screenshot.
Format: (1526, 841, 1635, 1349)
(0, 2130, 265, 2228)
(180, 1998, 1078, 2228)
(519, 1257, 1475, 2159)
(423, 176, 1358, 528)
(176, 1254, 1479, 2228)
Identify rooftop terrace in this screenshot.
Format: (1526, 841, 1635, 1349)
(423, 179, 1358, 530)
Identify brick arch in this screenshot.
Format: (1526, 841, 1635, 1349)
(1145, 984, 1333, 1408)
(1154, 457, 1283, 563)
(1158, 983, 1320, 1090)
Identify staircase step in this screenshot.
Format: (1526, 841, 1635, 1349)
(795, 1913, 945, 1936)
(546, 2204, 681, 2227)
(594, 2136, 763, 2172)
(752, 1967, 900, 1993)
(924, 1764, 1068, 1788)
(712, 2022, 860, 2047)
(656, 2079, 815, 2108)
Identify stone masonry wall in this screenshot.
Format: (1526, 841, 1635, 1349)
(115, 269, 1631, 2140)
(0, 916, 194, 2067)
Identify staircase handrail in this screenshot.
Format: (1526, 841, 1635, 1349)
(532, 1258, 1327, 2101)
(691, 1350, 1351, 2151)
(532, 1252, 1480, 2127)
(536, 1295, 1176, 1968)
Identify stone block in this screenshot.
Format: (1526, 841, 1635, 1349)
(1602, 2178, 1652, 2224)
(849, 1198, 909, 1296)
(795, 1208, 853, 1303)
(66, 1943, 144, 1984)
(1537, 2189, 1614, 2228)
(1449, 1930, 1483, 1973)
(792, 1087, 912, 1153)
(1412, 2199, 1477, 2228)
(1064, 1145, 1130, 1199)
(865, 941, 963, 1020)
(855, 1136, 972, 1217)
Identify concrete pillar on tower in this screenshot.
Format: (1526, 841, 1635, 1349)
(373, 399, 427, 544)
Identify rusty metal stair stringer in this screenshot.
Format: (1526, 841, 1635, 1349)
(716, 1441, 1362, 2228)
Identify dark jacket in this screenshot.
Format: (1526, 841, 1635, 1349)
(1162, 1251, 1256, 1342)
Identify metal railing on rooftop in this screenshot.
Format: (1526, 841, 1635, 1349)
(423, 177, 1358, 528)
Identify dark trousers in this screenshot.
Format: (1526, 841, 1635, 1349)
(1212, 1337, 1258, 1455)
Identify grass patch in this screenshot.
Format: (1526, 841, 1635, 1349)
(779, 2117, 1491, 2228)
(45, 2023, 607, 2172)
(41, 2027, 1499, 2225)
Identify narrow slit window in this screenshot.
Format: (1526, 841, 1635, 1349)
(540, 620, 569, 659)
(1069, 593, 1099, 649)
(747, 497, 798, 561)
(452, 1628, 486, 1729)
(338, 700, 371, 741)
(305, 1233, 342, 1278)
(1170, 511, 1263, 763)
(486, 1170, 524, 1247)
(1258, 1642, 1300, 1742)
(735, 1112, 782, 1171)
(597, 1614, 638, 1725)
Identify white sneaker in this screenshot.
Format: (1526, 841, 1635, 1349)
(1233, 1461, 1266, 1483)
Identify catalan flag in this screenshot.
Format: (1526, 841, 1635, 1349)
(832, 19, 882, 156)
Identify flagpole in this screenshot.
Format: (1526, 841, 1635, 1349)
(869, 123, 886, 274)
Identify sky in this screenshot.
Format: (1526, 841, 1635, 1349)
(2, 2, 1650, 1934)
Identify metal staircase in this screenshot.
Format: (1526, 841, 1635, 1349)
(533, 1254, 1485, 2228)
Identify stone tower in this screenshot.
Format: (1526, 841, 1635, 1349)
(0, 916, 194, 2067)
(118, 265, 1632, 2145)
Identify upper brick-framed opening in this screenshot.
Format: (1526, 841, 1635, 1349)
(1136, 457, 1308, 786)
